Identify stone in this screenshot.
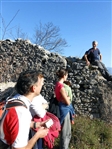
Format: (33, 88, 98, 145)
(0, 39, 112, 123)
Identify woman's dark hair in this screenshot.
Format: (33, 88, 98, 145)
(56, 68, 68, 79)
(64, 80, 71, 87)
(15, 70, 43, 95)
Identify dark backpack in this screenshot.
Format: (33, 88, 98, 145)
(48, 97, 60, 120)
(0, 98, 27, 149)
(0, 140, 9, 149)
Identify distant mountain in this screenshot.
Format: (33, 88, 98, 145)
(107, 67, 112, 75)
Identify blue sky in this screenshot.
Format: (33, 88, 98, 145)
(0, 0, 112, 67)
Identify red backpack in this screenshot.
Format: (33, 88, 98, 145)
(33, 112, 61, 149)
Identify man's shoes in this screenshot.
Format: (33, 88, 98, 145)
(107, 76, 112, 81)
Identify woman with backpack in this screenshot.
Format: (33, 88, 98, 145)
(54, 68, 74, 149)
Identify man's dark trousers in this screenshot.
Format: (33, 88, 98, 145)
(92, 60, 112, 81)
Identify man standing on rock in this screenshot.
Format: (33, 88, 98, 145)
(84, 41, 112, 81)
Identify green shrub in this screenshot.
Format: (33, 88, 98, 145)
(53, 116, 112, 149)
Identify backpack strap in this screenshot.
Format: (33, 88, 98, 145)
(6, 100, 27, 109)
(0, 99, 27, 121)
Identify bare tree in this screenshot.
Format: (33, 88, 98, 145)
(9, 25, 29, 40)
(33, 22, 68, 54)
(0, 10, 19, 40)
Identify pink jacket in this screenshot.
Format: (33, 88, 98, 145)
(32, 112, 61, 149)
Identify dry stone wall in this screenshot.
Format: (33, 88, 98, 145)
(0, 39, 112, 123)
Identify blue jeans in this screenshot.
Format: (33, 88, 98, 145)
(30, 129, 43, 149)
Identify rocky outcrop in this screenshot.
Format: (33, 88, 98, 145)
(0, 39, 112, 123)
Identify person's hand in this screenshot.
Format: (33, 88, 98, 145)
(35, 122, 42, 128)
(40, 119, 50, 127)
(34, 119, 50, 128)
(86, 61, 90, 66)
(42, 103, 49, 109)
(36, 127, 49, 138)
